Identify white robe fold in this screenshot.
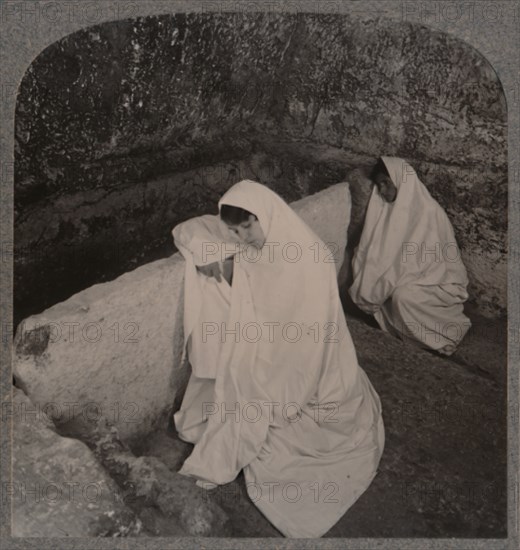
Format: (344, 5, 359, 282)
(349, 157, 471, 353)
(173, 180, 384, 538)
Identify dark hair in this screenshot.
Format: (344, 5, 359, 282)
(370, 158, 390, 180)
(220, 204, 257, 225)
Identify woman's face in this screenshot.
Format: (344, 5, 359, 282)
(227, 214, 266, 249)
(374, 172, 398, 203)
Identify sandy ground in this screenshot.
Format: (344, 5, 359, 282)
(136, 310, 508, 538)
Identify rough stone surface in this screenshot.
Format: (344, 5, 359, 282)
(290, 182, 349, 274)
(138, 430, 193, 474)
(60, 416, 231, 537)
(14, 14, 506, 321)
(9, 388, 140, 537)
(13, 184, 350, 444)
(132, 456, 230, 537)
(13, 254, 188, 446)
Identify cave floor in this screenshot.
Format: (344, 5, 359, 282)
(137, 311, 508, 538)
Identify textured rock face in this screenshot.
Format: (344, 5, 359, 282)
(9, 388, 140, 537)
(13, 184, 350, 444)
(14, 14, 506, 319)
(63, 416, 231, 536)
(13, 255, 188, 445)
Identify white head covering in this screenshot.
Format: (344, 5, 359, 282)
(350, 157, 469, 313)
(218, 180, 335, 317)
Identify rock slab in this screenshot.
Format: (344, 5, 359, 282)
(9, 388, 140, 537)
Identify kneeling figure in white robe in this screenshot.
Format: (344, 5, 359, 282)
(172, 180, 385, 538)
(349, 157, 471, 355)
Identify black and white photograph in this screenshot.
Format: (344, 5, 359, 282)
(1, 1, 517, 547)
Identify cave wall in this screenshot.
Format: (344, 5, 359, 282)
(14, 13, 507, 322)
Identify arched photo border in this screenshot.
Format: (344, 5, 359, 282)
(1, 1, 518, 549)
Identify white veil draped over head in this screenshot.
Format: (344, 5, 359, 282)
(174, 180, 384, 538)
(350, 157, 470, 312)
(349, 157, 470, 351)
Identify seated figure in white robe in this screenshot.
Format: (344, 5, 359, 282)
(172, 180, 384, 538)
(349, 157, 471, 355)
